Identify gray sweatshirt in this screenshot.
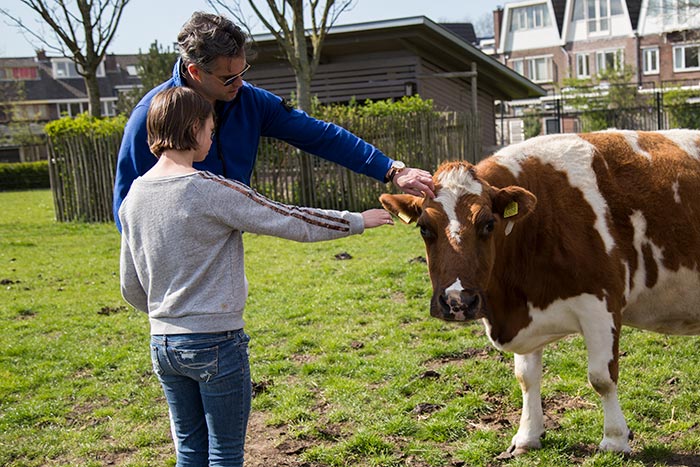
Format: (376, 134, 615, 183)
(119, 171, 364, 334)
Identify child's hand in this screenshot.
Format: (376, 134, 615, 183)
(361, 209, 394, 229)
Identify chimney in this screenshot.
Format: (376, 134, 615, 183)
(35, 49, 48, 62)
(493, 8, 504, 53)
(105, 53, 117, 71)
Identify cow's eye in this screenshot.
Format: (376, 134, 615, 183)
(419, 224, 434, 239)
(479, 219, 495, 238)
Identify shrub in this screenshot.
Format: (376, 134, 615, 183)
(664, 88, 700, 129)
(0, 161, 50, 191)
(45, 112, 126, 139)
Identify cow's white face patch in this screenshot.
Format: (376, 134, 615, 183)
(435, 167, 482, 245)
(445, 278, 464, 293)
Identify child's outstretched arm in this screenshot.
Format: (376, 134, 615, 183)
(361, 209, 394, 229)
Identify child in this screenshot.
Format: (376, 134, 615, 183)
(118, 87, 393, 467)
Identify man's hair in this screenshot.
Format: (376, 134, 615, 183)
(147, 87, 214, 157)
(178, 11, 249, 72)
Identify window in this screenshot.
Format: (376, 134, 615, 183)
(545, 118, 561, 134)
(510, 4, 552, 31)
(0, 67, 38, 81)
(596, 49, 624, 74)
(510, 58, 525, 76)
(53, 59, 105, 79)
(54, 60, 79, 78)
(642, 48, 659, 75)
(509, 119, 524, 144)
(102, 100, 116, 117)
(674, 44, 700, 71)
(528, 56, 553, 83)
(58, 100, 116, 117)
(57, 101, 87, 117)
(648, 0, 697, 23)
(576, 53, 591, 78)
(573, 0, 624, 34)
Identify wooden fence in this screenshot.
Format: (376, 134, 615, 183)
(46, 112, 480, 222)
(48, 132, 121, 222)
(252, 112, 481, 210)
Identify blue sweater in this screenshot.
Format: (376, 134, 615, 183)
(113, 59, 394, 231)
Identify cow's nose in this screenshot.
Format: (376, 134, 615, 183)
(439, 288, 482, 321)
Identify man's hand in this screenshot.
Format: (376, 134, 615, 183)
(393, 167, 435, 198)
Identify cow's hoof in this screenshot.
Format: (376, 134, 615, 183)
(496, 444, 532, 459)
(598, 431, 633, 454)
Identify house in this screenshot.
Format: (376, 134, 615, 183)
(243, 16, 545, 154)
(0, 15, 545, 162)
(495, 0, 700, 90)
(491, 0, 700, 142)
(0, 50, 140, 162)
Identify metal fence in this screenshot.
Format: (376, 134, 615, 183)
(496, 83, 700, 145)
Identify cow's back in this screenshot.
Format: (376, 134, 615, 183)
(483, 130, 700, 335)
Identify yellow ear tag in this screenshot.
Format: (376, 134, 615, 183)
(397, 211, 413, 223)
(503, 201, 518, 218)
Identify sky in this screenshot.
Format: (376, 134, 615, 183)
(0, 0, 509, 58)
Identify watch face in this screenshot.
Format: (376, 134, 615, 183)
(393, 161, 406, 170)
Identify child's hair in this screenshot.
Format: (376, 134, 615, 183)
(147, 87, 214, 157)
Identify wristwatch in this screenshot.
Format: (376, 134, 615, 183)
(386, 160, 406, 183)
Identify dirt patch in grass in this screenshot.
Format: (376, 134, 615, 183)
(245, 410, 312, 467)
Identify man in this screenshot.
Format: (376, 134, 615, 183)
(113, 11, 435, 231)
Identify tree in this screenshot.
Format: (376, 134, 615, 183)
(117, 40, 177, 116)
(522, 108, 542, 139)
(562, 66, 652, 131)
(664, 87, 700, 129)
(207, 0, 354, 205)
(471, 11, 494, 38)
(0, 0, 131, 117)
(206, 0, 355, 113)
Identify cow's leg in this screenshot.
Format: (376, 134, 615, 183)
(581, 316, 632, 453)
(504, 350, 545, 457)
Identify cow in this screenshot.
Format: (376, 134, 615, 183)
(380, 130, 700, 456)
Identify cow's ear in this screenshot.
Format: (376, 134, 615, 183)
(492, 186, 537, 223)
(379, 194, 423, 224)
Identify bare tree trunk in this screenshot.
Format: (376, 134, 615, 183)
(0, 0, 130, 120)
(85, 73, 102, 117)
(205, 0, 356, 206)
(296, 67, 315, 205)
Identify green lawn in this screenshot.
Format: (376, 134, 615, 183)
(1, 190, 699, 467)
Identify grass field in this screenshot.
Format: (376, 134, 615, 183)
(1, 189, 699, 467)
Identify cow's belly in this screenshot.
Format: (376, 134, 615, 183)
(623, 266, 700, 335)
(485, 294, 601, 355)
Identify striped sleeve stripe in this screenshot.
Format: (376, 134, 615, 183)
(198, 172, 352, 232)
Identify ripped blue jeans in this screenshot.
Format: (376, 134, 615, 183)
(150, 330, 251, 467)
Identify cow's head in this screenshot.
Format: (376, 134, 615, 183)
(380, 161, 537, 322)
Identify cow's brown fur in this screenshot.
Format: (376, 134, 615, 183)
(380, 130, 700, 455)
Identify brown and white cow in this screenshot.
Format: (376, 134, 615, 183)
(380, 130, 700, 456)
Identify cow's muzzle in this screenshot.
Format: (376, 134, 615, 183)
(431, 288, 486, 322)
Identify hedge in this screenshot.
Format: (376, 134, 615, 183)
(0, 161, 50, 191)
